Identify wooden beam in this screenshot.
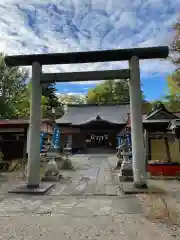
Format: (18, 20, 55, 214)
(5, 46, 169, 67)
(40, 69, 130, 83)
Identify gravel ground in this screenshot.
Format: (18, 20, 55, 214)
(0, 196, 176, 240)
(0, 154, 178, 240)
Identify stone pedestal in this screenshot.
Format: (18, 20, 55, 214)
(119, 151, 133, 182)
(115, 147, 123, 169)
(41, 158, 61, 182)
(41, 173, 62, 182)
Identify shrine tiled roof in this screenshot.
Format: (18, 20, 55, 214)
(0, 119, 54, 125)
(127, 110, 180, 126)
(56, 104, 130, 125)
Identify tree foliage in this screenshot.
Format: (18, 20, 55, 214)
(17, 83, 49, 118)
(149, 74, 180, 112)
(86, 79, 151, 112)
(167, 73, 180, 96)
(42, 83, 64, 118)
(156, 18, 180, 112)
(171, 18, 180, 67)
(0, 54, 59, 119)
(164, 17, 180, 111)
(0, 53, 29, 118)
(42, 84, 60, 109)
(171, 17, 180, 87)
(86, 80, 130, 104)
(164, 73, 180, 111)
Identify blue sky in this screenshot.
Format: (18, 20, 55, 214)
(55, 75, 168, 101)
(0, 0, 179, 101)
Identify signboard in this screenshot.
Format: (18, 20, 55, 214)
(52, 126, 60, 148)
(40, 132, 46, 153)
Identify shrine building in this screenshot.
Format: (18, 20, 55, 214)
(56, 103, 180, 163)
(56, 104, 130, 154)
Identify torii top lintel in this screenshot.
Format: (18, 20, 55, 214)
(5, 46, 169, 67)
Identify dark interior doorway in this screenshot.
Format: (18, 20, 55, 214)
(0, 140, 25, 161)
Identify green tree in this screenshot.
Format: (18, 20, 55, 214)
(164, 73, 180, 111)
(0, 54, 52, 119)
(171, 18, 180, 68)
(16, 83, 49, 118)
(171, 17, 180, 87)
(86, 79, 149, 105)
(42, 83, 64, 118)
(167, 73, 180, 97)
(0, 53, 29, 118)
(142, 101, 153, 113)
(86, 80, 130, 104)
(86, 79, 153, 113)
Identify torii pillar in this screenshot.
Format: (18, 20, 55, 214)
(129, 56, 147, 188)
(27, 62, 42, 188)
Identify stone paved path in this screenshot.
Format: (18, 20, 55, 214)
(0, 154, 176, 240)
(50, 155, 120, 197)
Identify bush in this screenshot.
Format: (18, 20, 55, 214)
(8, 159, 20, 172)
(0, 152, 4, 162)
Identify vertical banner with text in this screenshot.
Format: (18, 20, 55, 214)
(40, 132, 46, 153)
(52, 125, 60, 148)
(116, 136, 123, 147)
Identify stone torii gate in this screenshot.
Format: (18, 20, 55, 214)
(5, 46, 169, 193)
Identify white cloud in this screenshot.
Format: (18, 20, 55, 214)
(0, 0, 178, 85)
(56, 92, 85, 96)
(56, 92, 87, 104)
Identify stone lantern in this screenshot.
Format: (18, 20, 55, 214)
(116, 143, 125, 169)
(61, 144, 73, 170)
(119, 142, 133, 182)
(64, 144, 72, 160)
(168, 120, 180, 139)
